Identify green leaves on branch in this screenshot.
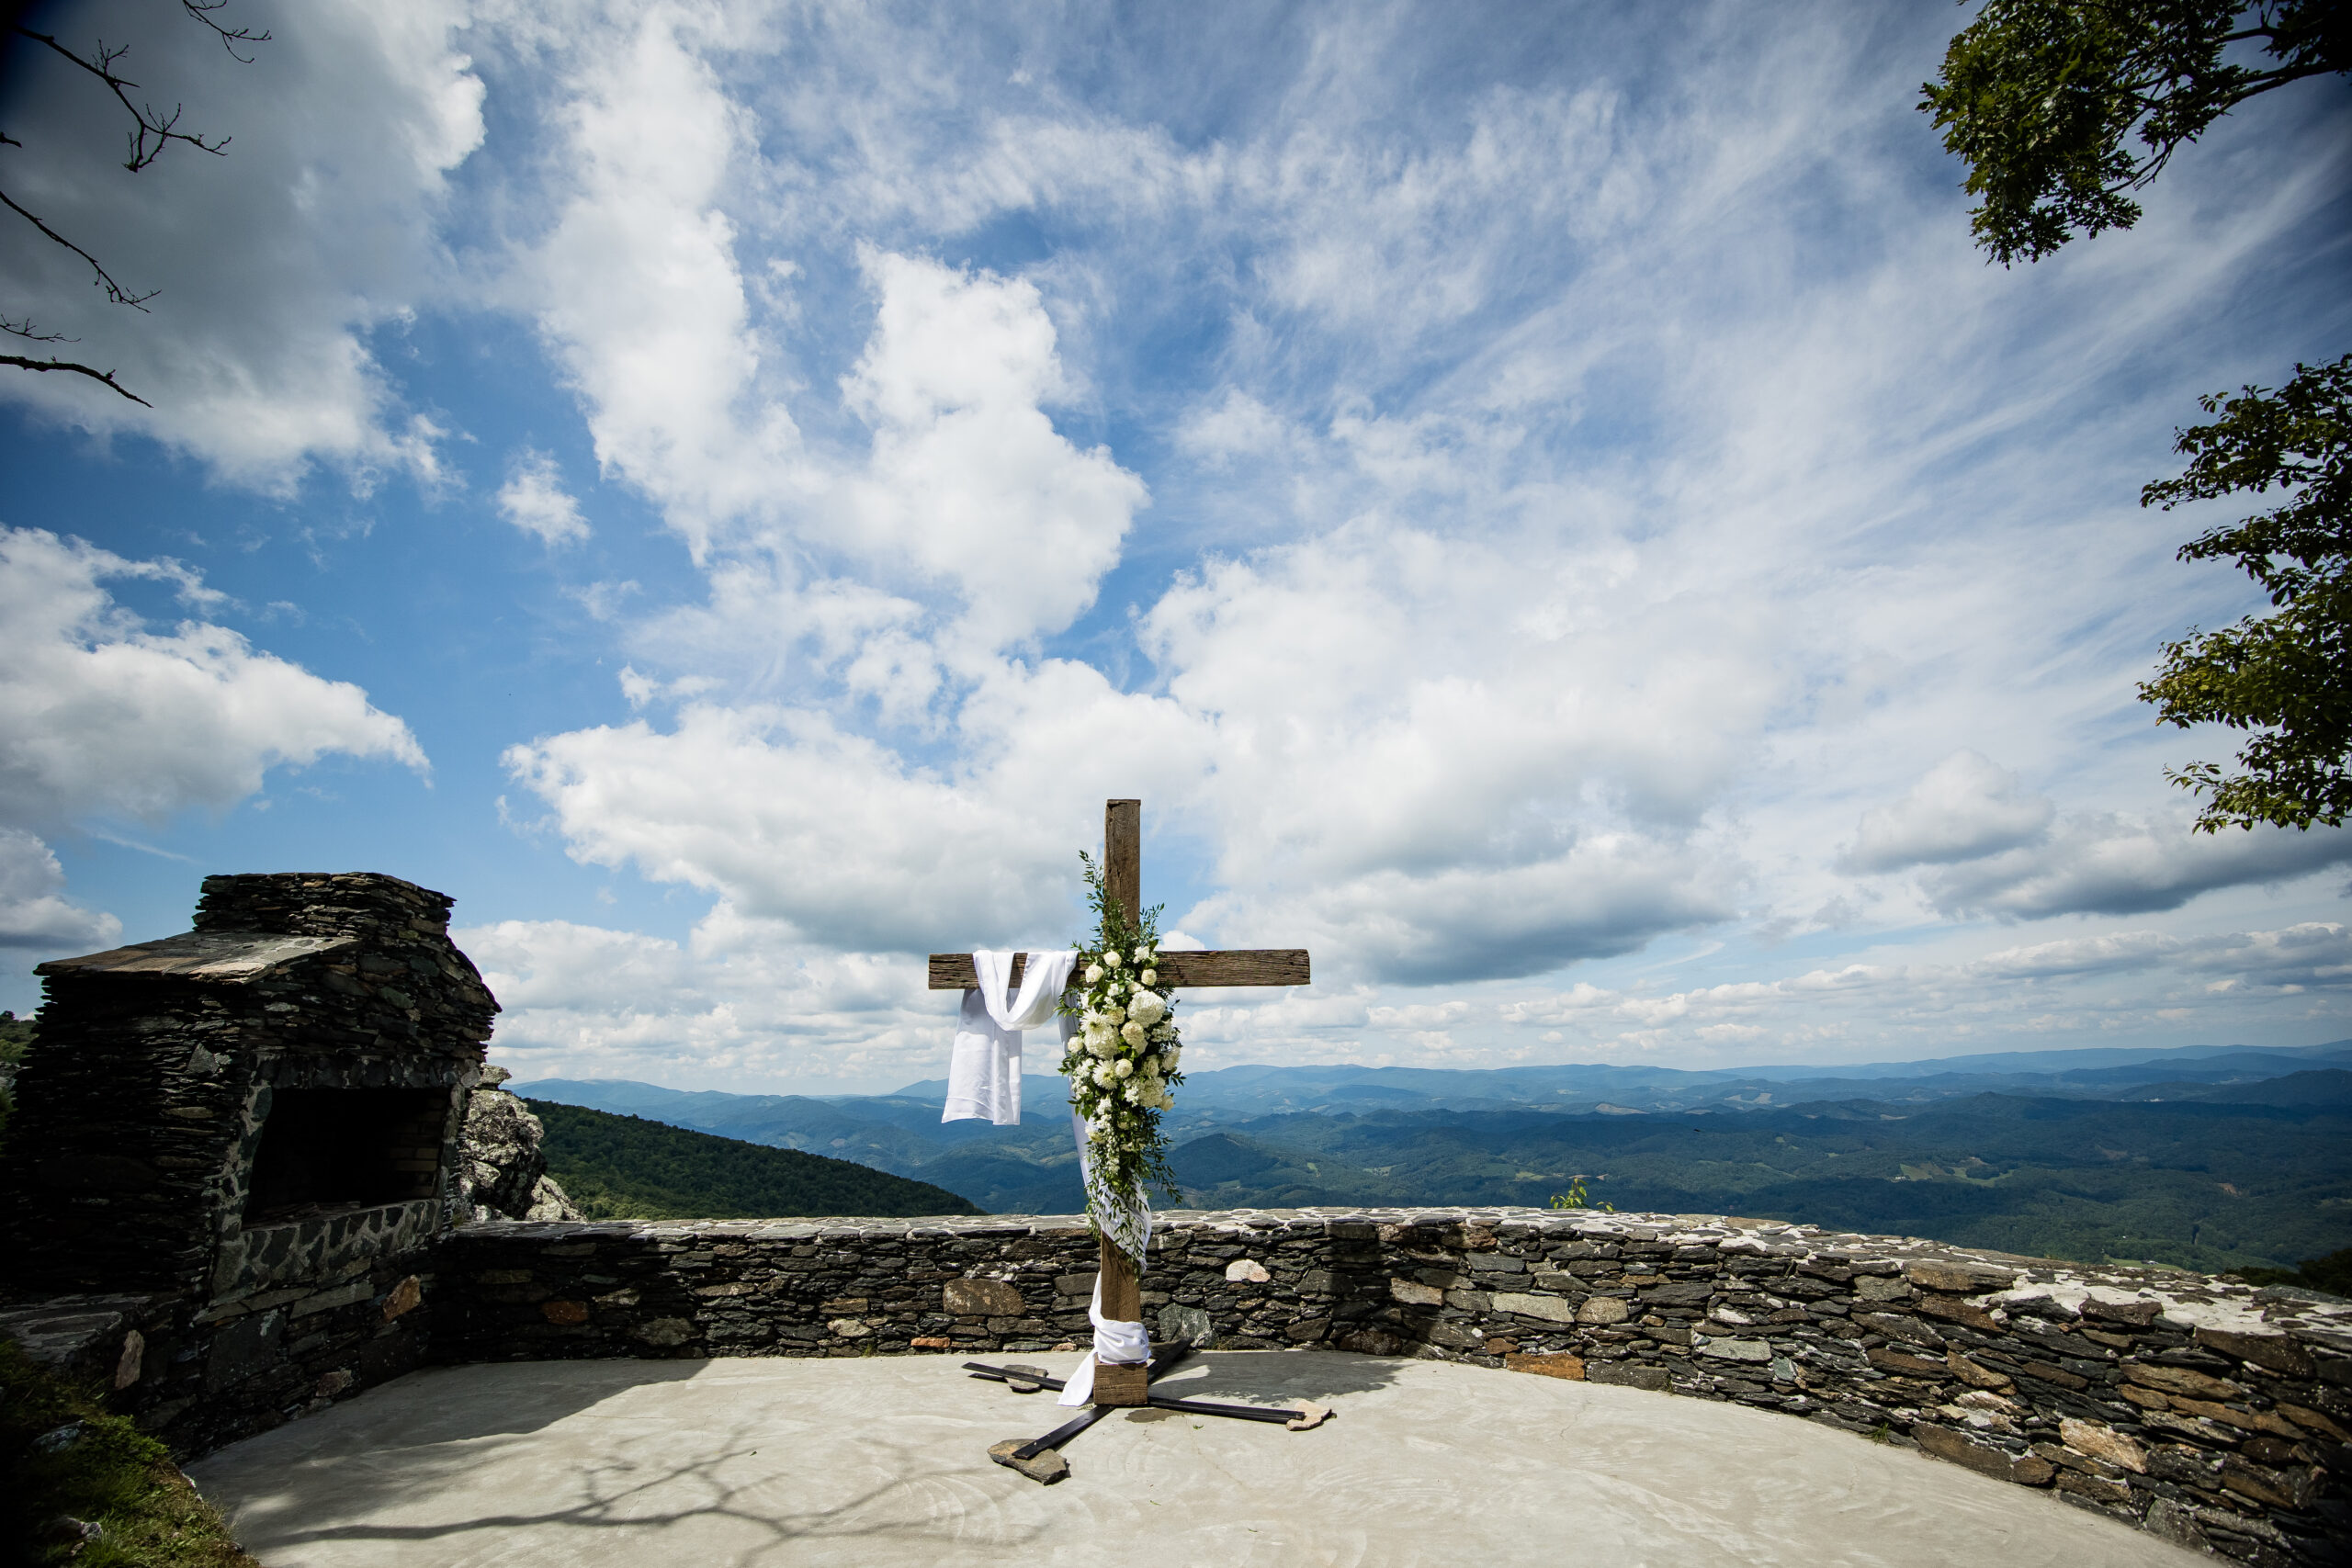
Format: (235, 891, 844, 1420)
(2139, 354, 2351, 830)
(1920, 1, 2347, 265)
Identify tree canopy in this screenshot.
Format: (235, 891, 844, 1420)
(1920, 0, 2347, 265)
(2140, 355, 2351, 829)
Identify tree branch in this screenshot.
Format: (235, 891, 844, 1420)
(13, 26, 232, 171)
(0, 353, 153, 406)
(0, 187, 156, 308)
(180, 0, 269, 62)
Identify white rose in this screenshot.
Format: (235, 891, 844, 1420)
(1103, 1002, 1125, 1024)
(1084, 964, 1103, 985)
(1104, 950, 1123, 969)
(1140, 967, 1157, 986)
(1121, 1021, 1147, 1046)
(1114, 1057, 1134, 1078)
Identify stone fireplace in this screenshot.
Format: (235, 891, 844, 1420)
(0, 873, 499, 1449)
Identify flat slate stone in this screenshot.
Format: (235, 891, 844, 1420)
(189, 1352, 2202, 1568)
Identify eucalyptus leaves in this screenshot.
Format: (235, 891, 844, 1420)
(1060, 851, 1183, 1260)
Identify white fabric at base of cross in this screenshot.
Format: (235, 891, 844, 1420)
(1057, 1271, 1152, 1406)
(1057, 1106, 1153, 1405)
(942, 949, 1076, 1125)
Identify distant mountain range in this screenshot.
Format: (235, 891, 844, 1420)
(515, 1037, 2352, 1274)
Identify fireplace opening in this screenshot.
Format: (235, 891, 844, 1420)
(244, 1087, 449, 1222)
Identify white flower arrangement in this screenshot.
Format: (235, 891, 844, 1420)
(1058, 852, 1184, 1262)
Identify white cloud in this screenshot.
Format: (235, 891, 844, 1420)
(0, 527, 426, 831)
(496, 449, 590, 546)
(837, 251, 1148, 659)
(519, 5, 794, 550)
(0, 830, 120, 952)
(1175, 390, 1291, 465)
(458, 912, 942, 1091)
(503, 696, 1100, 953)
(1473, 922, 2351, 1064)
(1839, 750, 2053, 873)
(1926, 815, 2352, 919)
(0, 0, 484, 487)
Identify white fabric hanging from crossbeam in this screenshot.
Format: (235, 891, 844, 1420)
(943, 949, 1075, 1125)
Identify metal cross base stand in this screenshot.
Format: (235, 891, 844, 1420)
(974, 1350, 1332, 1484)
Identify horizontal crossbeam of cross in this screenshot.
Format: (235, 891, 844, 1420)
(924, 949, 1309, 990)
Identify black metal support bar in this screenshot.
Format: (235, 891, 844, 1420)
(965, 1351, 1297, 1426)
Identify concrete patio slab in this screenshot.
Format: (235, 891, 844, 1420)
(187, 1351, 2201, 1568)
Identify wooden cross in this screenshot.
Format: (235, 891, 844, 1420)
(928, 797, 1311, 1405)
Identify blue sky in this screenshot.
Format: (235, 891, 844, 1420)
(2, 1, 2347, 1094)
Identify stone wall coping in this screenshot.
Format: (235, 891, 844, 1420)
(456, 1206, 2351, 1337)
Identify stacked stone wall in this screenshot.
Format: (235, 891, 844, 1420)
(434, 1207, 2350, 1564)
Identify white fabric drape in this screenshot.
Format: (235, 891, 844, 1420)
(943, 949, 1075, 1125)
(1057, 1271, 1152, 1405)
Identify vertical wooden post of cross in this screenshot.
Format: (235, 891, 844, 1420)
(1090, 798, 1151, 1405)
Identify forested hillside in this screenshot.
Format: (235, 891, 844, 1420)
(526, 1100, 982, 1220)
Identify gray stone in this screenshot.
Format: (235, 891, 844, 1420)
(944, 1278, 1024, 1316)
(1642, 1281, 1713, 1306)
(988, 1438, 1069, 1483)
(1159, 1303, 1214, 1347)
(1697, 1337, 1771, 1363)
(1492, 1292, 1578, 1324)
(1586, 1359, 1673, 1392)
